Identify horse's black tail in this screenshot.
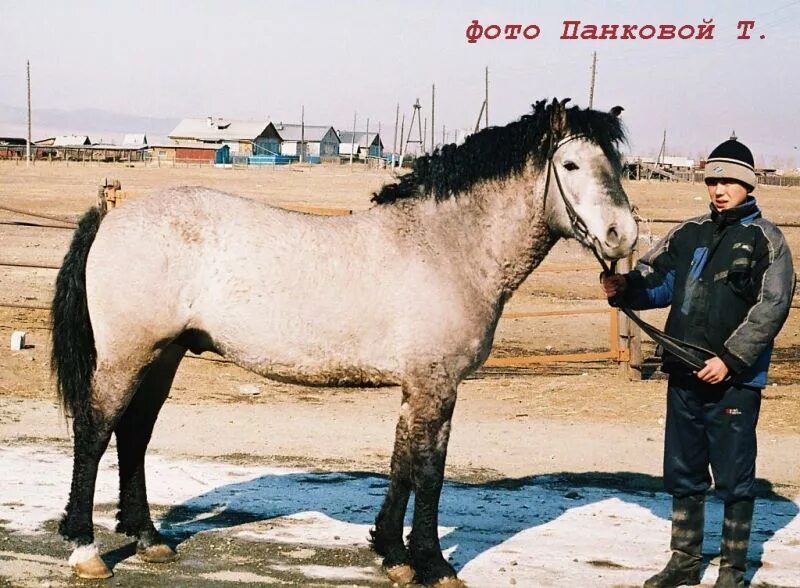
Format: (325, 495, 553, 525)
(51, 207, 104, 418)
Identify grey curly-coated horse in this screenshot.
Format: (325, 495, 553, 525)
(51, 98, 637, 586)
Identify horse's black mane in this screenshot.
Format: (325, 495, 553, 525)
(372, 98, 627, 205)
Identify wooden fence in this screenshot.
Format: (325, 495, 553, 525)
(627, 163, 800, 188)
(0, 186, 638, 375)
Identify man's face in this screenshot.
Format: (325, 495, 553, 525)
(705, 178, 749, 211)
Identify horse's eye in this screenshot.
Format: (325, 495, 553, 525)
(563, 161, 579, 171)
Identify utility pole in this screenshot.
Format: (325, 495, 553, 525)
(588, 51, 597, 109)
(365, 117, 370, 161)
(26, 60, 31, 166)
(401, 98, 423, 165)
(431, 83, 435, 151)
(484, 66, 489, 128)
(300, 105, 305, 163)
(647, 130, 667, 181)
(392, 103, 399, 169)
(350, 112, 356, 167)
(398, 112, 405, 168)
(416, 100, 423, 154)
(423, 117, 427, 154)
(474, 100, 486, 133)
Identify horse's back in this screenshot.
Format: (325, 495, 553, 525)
(85, 189, 391, 368)
(85, 187, 489, 383)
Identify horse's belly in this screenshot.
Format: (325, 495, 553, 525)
(196, 283, 488, 388)
(228, 355, 399, 387)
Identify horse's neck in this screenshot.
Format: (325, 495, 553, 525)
(407, 171, 557, 301)
(472, 174, 558, 297)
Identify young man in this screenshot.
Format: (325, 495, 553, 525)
(602, 139, 795, 588)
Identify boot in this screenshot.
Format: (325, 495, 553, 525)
(644, 494, 705, 587)
(714, 499, 754, 588)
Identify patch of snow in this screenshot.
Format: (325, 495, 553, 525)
(2, 445, 798, 586)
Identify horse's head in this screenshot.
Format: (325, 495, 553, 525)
(540, 99, 638, 262)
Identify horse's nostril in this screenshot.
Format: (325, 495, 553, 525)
(605, 225, 620, 247)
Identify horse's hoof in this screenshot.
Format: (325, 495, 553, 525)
(432, 578, 467, 588)
(69, 544, 112, 579)
(137, 543, 178, 563)
(72, 554, 113, 579)
(385, 563, 415, 585)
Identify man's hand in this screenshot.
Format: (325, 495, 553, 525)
(601, 274, 627, 298)
(695, 357, 729, 384)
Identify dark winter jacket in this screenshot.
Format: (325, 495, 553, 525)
(619, 197, 795, 388)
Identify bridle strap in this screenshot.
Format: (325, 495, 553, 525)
(544, 135, 611, 274)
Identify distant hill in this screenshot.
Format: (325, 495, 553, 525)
(0, 104, 178, 143)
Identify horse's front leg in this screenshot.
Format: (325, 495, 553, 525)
(372, 387, 414, 584)
(407, 379, 464, 587)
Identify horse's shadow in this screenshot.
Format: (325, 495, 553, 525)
(155, 470, 797, 582)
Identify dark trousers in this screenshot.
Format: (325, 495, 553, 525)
(663, 374, 761, 502)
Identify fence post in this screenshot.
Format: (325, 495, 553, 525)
(616, 254, 631, 378)
(621, 249, 643, 379)
(627, 251, 643, 376)
(614, 248, 644, 379)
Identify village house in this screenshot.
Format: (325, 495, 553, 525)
(337, 131, 383, 159)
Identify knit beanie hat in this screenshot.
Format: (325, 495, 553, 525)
(704, 139, 756, 192)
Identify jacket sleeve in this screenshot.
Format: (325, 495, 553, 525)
(616, 224, 681, 310)
(721, 221, 796, 373)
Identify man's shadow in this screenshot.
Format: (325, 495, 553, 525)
(152, 470, 796, 583)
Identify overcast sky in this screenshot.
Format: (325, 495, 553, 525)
(1, 0, 798, 165)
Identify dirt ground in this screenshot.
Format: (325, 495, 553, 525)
(1, 161, 799, 427)
(1, 161, 799, 587)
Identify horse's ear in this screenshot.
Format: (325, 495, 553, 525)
(550, 98, 568, 136)
(609, 105, 624, 118)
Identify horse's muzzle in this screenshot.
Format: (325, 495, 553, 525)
(600, 220, 637, 260)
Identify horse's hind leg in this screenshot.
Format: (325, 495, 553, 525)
(114, 343, 186, 563)
(371, 387, 414, 584)
(60, 356, 152, 579)
(60, 413, 116, 578)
